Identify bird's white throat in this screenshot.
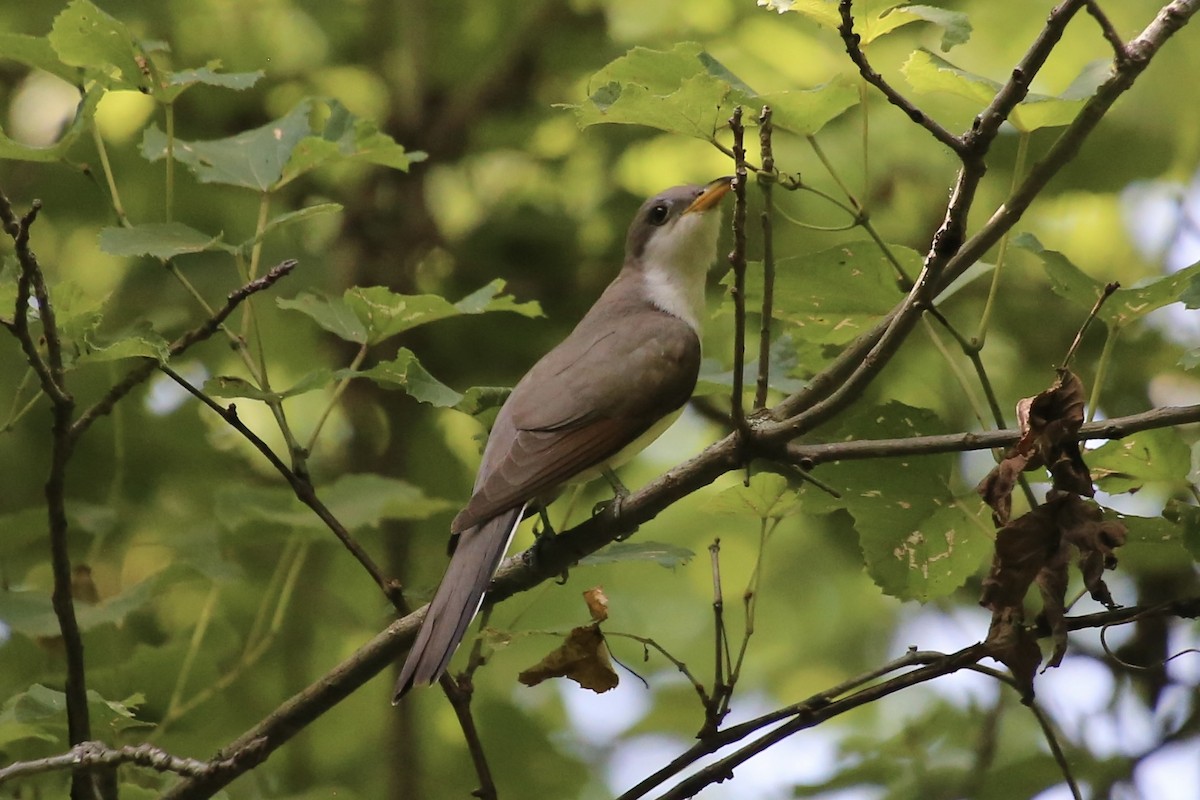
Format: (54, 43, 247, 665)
(640, 209, 721, 333)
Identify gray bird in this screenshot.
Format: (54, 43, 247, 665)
(394, 177, 732, 699)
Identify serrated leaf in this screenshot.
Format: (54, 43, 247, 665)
(276, 292, 368, 343)
(565, 42, 855, 139)
(215, 473, 453, 535)
(902, 49, 1088, 131)
(453, 386, 511, 418)
(0, 572, 168, 638)
(1089, 429, 1192, 494)
(98, 222, 223, 259)
(141, 101, 313, 191)
(573, 73, 734, 140)
(339, 349, 462, 407)
(721, 242, 914, 344)
(48, 0, 147, 90)
(0, 685, 150, 749)
(74, 327, 170, 366)
(704, 473, 801, 519)
(279, 99, 426, 185)
(578, 541, 695, 569)
(1016, 233, 1200, 328)
(0, 32, 80, 81)
(760, 1, 970, 50)
(203, 369, 332, 402)
(278, 281, 540, 345)
(156, 62, 262, 102)
(807, 402, 993, 601)
(757, 78, 861, 137)
(881, 5, 972, 50)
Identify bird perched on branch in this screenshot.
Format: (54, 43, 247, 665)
(394, 177, 733, 699)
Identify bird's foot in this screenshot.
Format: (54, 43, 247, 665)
(530, 507, 570, 585)
(595, 468, 638, 541)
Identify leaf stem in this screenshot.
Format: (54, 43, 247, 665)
(974, 130, 1030, 346)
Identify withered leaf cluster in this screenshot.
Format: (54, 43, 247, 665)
(518, 587, 619, 693)
(975, 370, 1127, 698)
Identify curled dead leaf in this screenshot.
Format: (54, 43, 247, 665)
(977, 370, 1093, 523)
(584, 586, 609, 623)
(517, 623, 619, 693)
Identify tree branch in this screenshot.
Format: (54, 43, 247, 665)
(837, 0, 965, 154)
(69, 259, 299, 441)
(0, 741, 255, 784)
(0, 188, 94, 798)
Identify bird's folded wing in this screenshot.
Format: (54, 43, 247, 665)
(452, 307, 700, 532)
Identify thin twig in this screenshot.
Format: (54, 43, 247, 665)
(0, 189, 94, 798)
(727, 108, 750, 436)
(438, 673, 497, 800)
(70, 259, 300, 441)
(1087, 0, 1132, 61)
(783, 403, 1200, 466)
(755, 107, 776, 411)
(837, 0, 965, 154)
(1062, 281, 1120, 370)
(157, 365, 401, 607)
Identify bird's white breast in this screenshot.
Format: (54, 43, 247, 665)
(640, 210, 722, 334)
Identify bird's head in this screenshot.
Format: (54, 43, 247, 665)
(625, 177, 733, 270)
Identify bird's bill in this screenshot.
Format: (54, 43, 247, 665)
(683, 176, 734, 214)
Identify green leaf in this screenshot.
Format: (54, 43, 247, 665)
(276, 292, 368, 343)
(340, 349, 462, 407)
(565, 43, 855, 139)
(280, 99, 427, 184)
(761, 1, 971, 50)
(579, 541, 695, 569)
(696, 333, 808, 396)
(1089, 429, 1192, 494)
(902, 49, 1087, 131)
(250, 202, 344, 247)
(0, 686, 150, 750)
(141, 101, 313, 191)
(757, 78, 861, 137)
(98, 222, 223, 260)
(453, 386, 512, 418)
(156, 62, 263, 102)
(215, 473, 453, 535)
(75, 326, 171, 366)
(704, 472, 801, 520)
(1017, 233, 1200, 328)
(882, 5, 972, 50)
(721, 242, 914, 344)
(807, 402, 993, 601)
(1163, 500, 1200, 560)
(203, 369, 333, 402)
(0, 32, 80, 81)
(48, 0, 147, 90)
(279, 281, 540, 345)
(0, 573, 169, 638)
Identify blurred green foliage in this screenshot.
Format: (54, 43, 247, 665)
(1, 0, 1198, 798)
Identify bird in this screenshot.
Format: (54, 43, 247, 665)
(394, 176, 732, 699)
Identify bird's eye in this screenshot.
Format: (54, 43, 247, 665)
(648, 203, 670, 226)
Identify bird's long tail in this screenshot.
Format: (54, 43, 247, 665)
(393, 505, 525, 700)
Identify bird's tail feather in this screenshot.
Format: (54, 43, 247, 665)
(393, 505, 525, 700)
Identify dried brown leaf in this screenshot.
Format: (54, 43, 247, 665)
(980, 504, 1059, 611)
(977, 452, 1028, 526)
(984, 606, 1040, 702)
(584, 586, 609, 623)
(517, 624, 619, 693)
